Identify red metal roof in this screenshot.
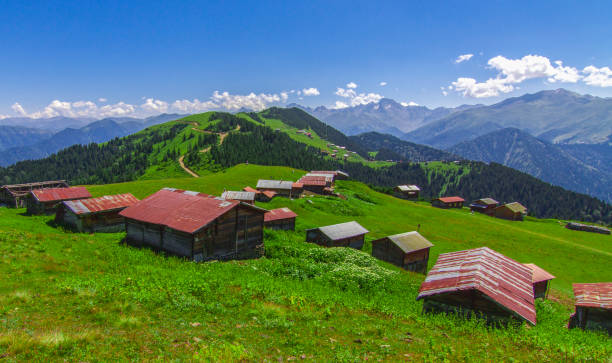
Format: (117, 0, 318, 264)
(63, 193, 139, 215)
(264, 207, 298, 222)
(523, 263, 555, 283)
(573, 283, 612, 310)
(292, 182, 303, 189)
(243, 186, 260, 194)
(298, 176, 327, 186)
(119, 189, 241, 234)
(437, 196, 465, 203)
(262, 190, 277, 198)
(31, 187, 91, 203)
(417, 247, 536, 325)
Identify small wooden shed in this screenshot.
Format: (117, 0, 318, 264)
(243, 186, 277, 202)
(565, 222, 611, 235)
(469, 198, 499, 215)
(298, 175, 329, 195)
(56, 193, 139, 233)
(120, 188, 267, 261)
(431, 196, 464, 209)
(494, 202, 527, 221)
(417, 247, 536, 325)
(394, 185, 420, 200)
(569, 283, 612, 335)
(371, 231, 433, 273)
(1, 180, 69, 208)
(256, 180, 295, 198)
(306, 221, 368, 250)
(264, 207, 297, 230)
(27, 187, 92, 215)
(523, 263, 555, 299)
(221, 191, 256, 205)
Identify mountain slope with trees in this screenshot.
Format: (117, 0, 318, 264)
(350, 132, 458, 162)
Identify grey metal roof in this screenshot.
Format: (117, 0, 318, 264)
(397, 185, 420, 192)
(221, 191, 256, 201)
(475, 198, 499, 205)
(385, 231, 433, 253)
(315, 221, 369, 240)
(256, 179, 294, 190)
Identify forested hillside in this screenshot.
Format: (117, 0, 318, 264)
(351, 132, 457, 162)
(0, 109, 610, 224)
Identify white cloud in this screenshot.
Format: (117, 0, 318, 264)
(455, 54, 474, 63)
(98, 102, 136, 117)
(379, 81, 387, 86)
(400, 101, 419, 107)
(171, 99, 217, 113)
(141, 98, 169, 113)
(331, 101, 349, 109)
(280, 92, 289, 101)
(0, 114, 8, 119)
(98, 98, 107, 103)
(302, 87, 320, 96)
(346, 82, 358, 89)
(334, 82, 383, 107)
(8, 99, 138, 119)
(11, 102, 27, 116)
(442, 90, 448, 96)
(449, 54, 587, 98)
(582, 65, 612, 87)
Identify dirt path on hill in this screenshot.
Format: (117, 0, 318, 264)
(178, 155, 199, 178)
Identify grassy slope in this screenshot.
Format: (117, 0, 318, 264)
(1, 164, 610, 361)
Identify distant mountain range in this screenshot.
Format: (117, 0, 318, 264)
(349, 132, 458, 162)
(0, 114, 185, 166)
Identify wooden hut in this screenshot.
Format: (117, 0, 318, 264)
(569, 283, 612, 335)
(264, 207, 297, 230)
(565, 222, 610, 235)
(431, 196, 464, 209)
(0, 180, 69, 208)
(394, 185, 420, 200)
(221, 191, 256, 205)
(371, 231, 433, 273)
(56, 193, 139, 233)
(256, 180, 295, 198)
(494, 202, 527, 221)
(120, 188, 267, 262)
(469, 198, 499, 215)
(417, 247, 536, 325)
(523, 263, 555, 299)
(27, 187, 92, 215)
(243, 186, 276, 202)
(306, 221, 368, 250)
(298, 175, 329, 195)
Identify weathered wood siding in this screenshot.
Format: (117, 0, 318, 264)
(372, 238, 429, 273)
(570, 307, 612, 335)
(494, 208, 523, 221)
(533, 281, 549, 299)
(423, 290, 521, 324)
(264, 218, 296, 231)
(162, 229, 193, 257)
(306, 230, 365, 250)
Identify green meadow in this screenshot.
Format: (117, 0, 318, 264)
(0, 164, 610, 361)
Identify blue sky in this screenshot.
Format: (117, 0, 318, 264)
(1, 0, 612, 118)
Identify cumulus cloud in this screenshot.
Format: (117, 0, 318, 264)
(455, 54, 474, 63)
(379, 81, 387, 86)
(449, 54, 588, 98)
(98, 98, 107, 103)
(11, 102, 27, 116)
(171, 99, 217, 113)
(141, 98, 169, 113)
(346, 82, 358, 89)
(302, 87, 320, 96)
(331, 101, 349, 109)
(582, 65, 612, 87)
(8, 99, 137, 119)
(400, 101, 419, 107)
(334, 83, 383, 107)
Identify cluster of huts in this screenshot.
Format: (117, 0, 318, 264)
(2, 176, 610, 335)
(239, 170, 349, 200)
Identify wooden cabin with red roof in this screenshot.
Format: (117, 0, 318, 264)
(1, 180, 69, 208)
(26, 187, 92, 215)
(119, 188, 267, 261)
(298, 175, 330, 195)
(56, 193, 139, 233)
(569, 283, 612, 335)
(264, 207, 297, 230)
(417, 247, 537, 325)
(523, 263, 555, 299)
(431, 196, 465, 209)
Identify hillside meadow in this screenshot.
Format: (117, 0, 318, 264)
(0, 164, 610, 361)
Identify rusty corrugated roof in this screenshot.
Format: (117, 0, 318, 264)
(573, 283, 612, 310)
(417, 247, 536, 325)
(243, 186, 260, 194)
(298, 176, 328, 186)
(436, 196, 465, 203)
(523, 263, 555, 283)
(119, 189, 241, 234)
(264, 207, 298, 222)
(63, 193, 139, 215)
(262, 190, 277, 198)
(31, 187, 91, 203)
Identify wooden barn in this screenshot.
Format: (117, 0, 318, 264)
(568, 283, 612, 335)
(523, 263, 555, 299)
(0, 180, 69, 208)
(243, 186, 277, 202)
(431, 196, 464, 209)
(494, 202, 527, 221)
(27, 187, 92, 215)
(306, 221, 368, 250)
(298, 175, 330, 195)
(371, 231, 433, 273)
(394, 185, 420, 200)
(469, 198, 499, 215)
(56, 193, 139, 233)
(264, 207, 297, 230)
(120, 188, 267, 262)
(417, 247, 536, 325)
(256, 180, 295, 198)
(221, 191, 256, 205)
(565, 222, 611, 235)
